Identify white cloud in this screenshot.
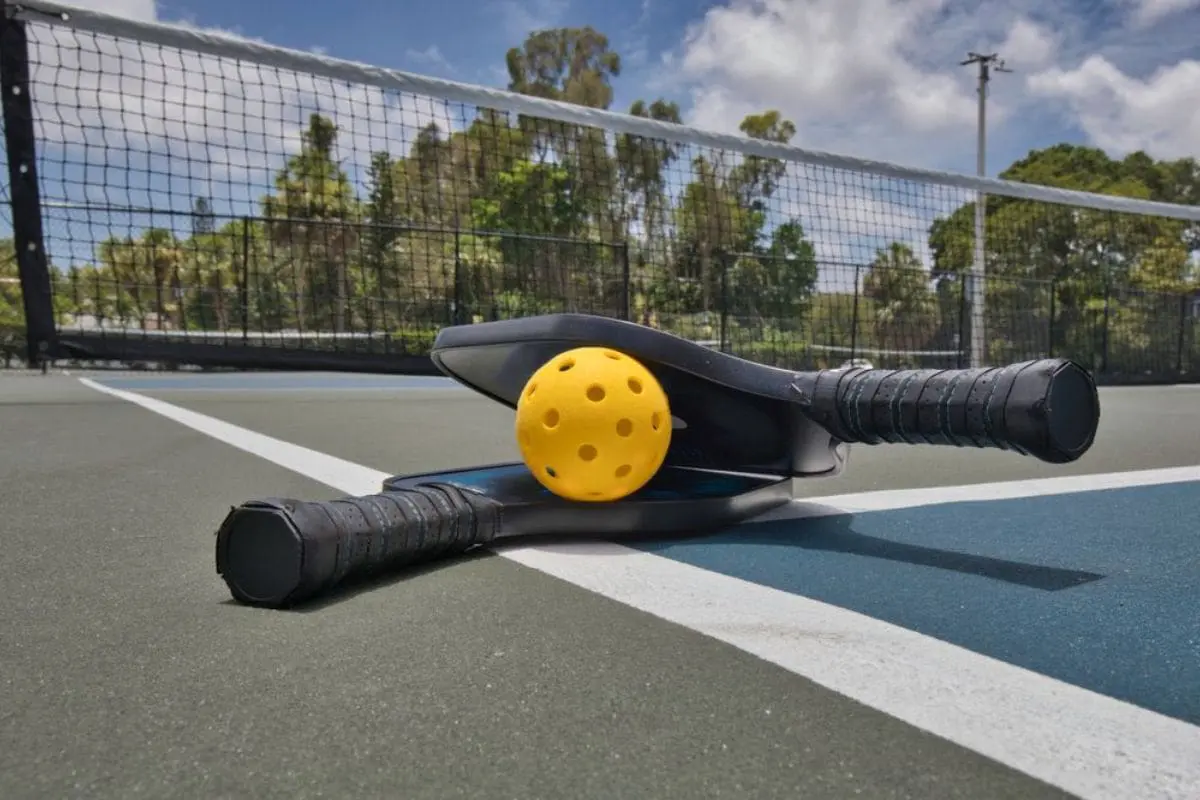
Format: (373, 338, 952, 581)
(672, 0, 984, 163)
(1026, 56, 1200, 161)
(1124, 0, 1200, 27)
(406, 45, 453, 74)
(999, 18, 1056, 70)
(649, 0, 1200, 287)
(659, 0, 1021, 281)
(663, 0, 1200, 169)
(487, 0, 570, 42)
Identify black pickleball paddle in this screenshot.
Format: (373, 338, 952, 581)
(215, 313, 1100, 608)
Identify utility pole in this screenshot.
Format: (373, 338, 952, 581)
(961, 52, 1010, 368)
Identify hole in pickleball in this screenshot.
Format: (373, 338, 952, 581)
(604, 351, 622, 360)
(543, 409, 560, 428)
(578, 444, 597, 461)
(545, 466, 557, 478)
(526, 382, 537, 398)
(558, 358, 575, 371)
(615, 464, 632, 478)
(627, 377, 643, 394)
(616, 418, 633, 437)
(651, 412, 662, 430)
(586, 384, 606, 402)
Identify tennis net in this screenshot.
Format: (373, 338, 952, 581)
(2, 1, 1198, 380)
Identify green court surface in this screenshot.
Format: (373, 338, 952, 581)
(1, 372, 1198, 800)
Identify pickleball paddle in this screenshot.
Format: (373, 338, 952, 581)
(215, 313, 1101, 608)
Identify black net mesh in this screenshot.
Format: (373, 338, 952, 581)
(2, 15, 1198, 379)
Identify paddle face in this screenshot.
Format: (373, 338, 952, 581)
(430, 314, 850, 478)
(381, 463, 794, 537)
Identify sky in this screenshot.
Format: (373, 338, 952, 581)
(84, 0, 1200, 173)
(6, 0, 1200, 284)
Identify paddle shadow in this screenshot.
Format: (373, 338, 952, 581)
(221, 502, 1104, 612)
(217, 549, 494, 613)
(498, 502, 1105, 592)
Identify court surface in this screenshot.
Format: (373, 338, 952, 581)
(1, 371, 1198, 800)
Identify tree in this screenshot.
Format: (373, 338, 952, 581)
(0, 238, 24, 330)
(928, 143, 1200, 368)
(505, 27, 621, 111)
(261, 113, 358, 331)
(505, 27, 619, 226)
(360, 150, 403, 327)
(191, 196, 216, 237)
(730, 110, 796, 214)
(1, 240, 76, 362)
(616, 98, 684, 250)
(93, 228, 184, 328)
(470, 158, 591, 301)
(667, 109, 805, 316)
(670, 154, 749, 313)
(861, 242, 938, 351)
(725, 220, 819, 331)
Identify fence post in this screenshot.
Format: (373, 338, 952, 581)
(956, 272, 969, 368)
(1176, 293, 1187, 378)
(1100, 281, 1111, 375)
(452, 227, 464, 325)
(718, 250, 729, 352)
(240, 217, 250, 342)
(1047, 279, 1056, 358)
(1, 4, 57, 369)
(619, 241, 631, 322)
(849, 264, 861, 364)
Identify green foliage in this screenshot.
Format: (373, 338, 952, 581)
(928, 142, 1200, 372)
(862, 242, 938, 350)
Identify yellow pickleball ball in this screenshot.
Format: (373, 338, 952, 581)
(515, 346, 672, 502)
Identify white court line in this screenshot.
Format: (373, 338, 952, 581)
(759, 464, 1200, 519)
(79, 376, 1200, 800)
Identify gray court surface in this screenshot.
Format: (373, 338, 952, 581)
(1, 373, 1197, 799)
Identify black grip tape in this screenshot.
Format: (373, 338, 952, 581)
(215, 483, 501, 608)
(792, 358, 1099, 464)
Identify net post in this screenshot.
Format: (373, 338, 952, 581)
(1, 1, 57, 368)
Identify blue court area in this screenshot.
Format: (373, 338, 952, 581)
(636, 482, 1200, 726)
(94, 373, 461, 391)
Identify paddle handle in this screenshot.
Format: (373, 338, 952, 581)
(215, 484, 501, 608)
(792, 359, 1100, 464)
